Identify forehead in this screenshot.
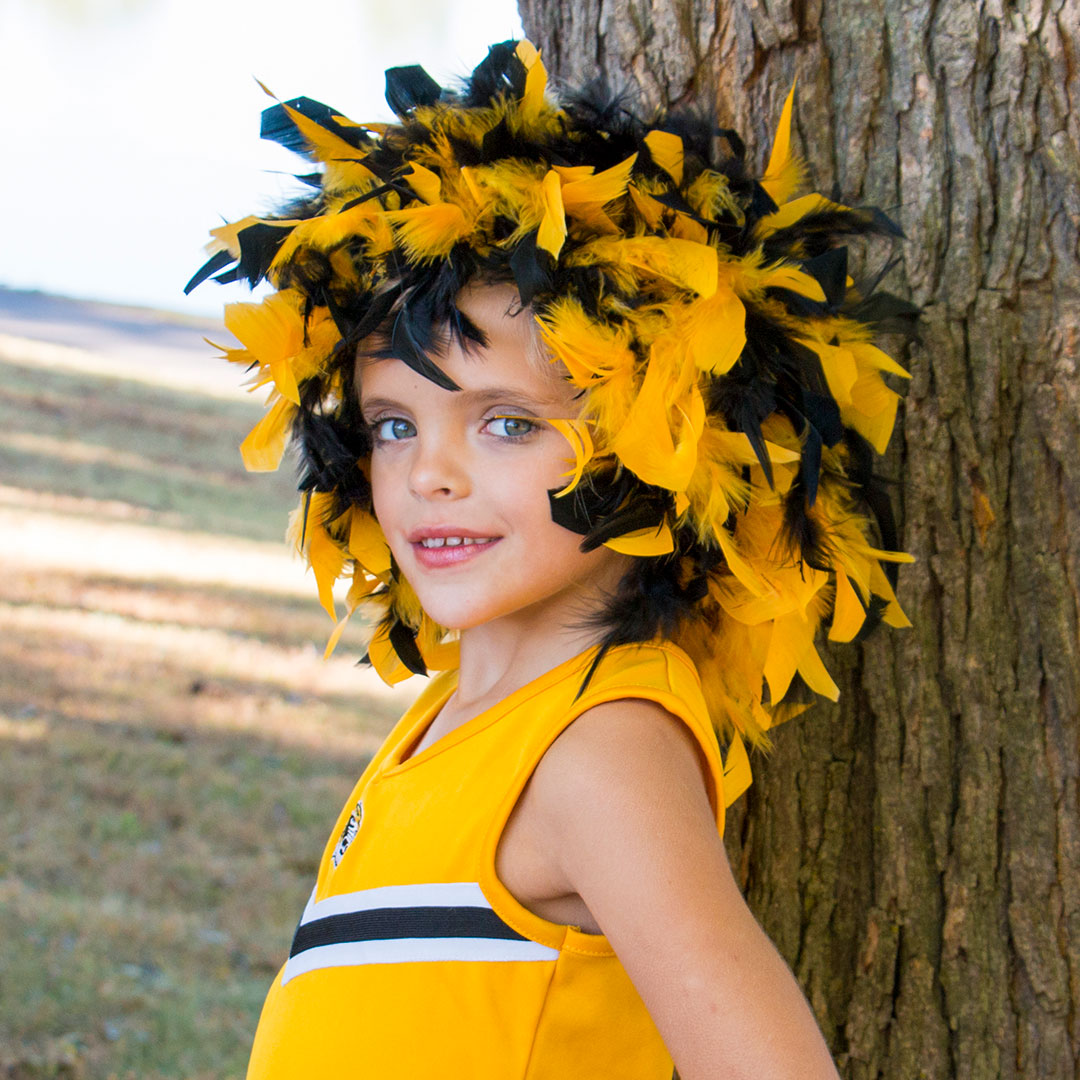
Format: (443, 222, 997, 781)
(357, 283, 574, 408)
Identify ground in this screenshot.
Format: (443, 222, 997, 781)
(0, 292, 418, 1079)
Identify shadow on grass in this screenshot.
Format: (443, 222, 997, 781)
(2, 567, 344, 652)
(0, 328, 429, 1079)
(1, 674, 393, 1080)
(0, 356, 300, 544)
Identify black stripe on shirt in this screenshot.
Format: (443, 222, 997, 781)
(290, 905, 530, 957)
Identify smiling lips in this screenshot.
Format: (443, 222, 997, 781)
(409, 530, 501, 569)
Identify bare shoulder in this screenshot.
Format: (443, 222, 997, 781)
(528, 697, 717, 843)
(522, 698, 842, 1080)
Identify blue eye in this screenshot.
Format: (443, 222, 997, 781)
(487, 416, 536, 438)
(373, 417, 416, 441)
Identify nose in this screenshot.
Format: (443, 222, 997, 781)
(408, 431, 471, 500)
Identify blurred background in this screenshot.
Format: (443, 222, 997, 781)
(0, 1, 521, 1076)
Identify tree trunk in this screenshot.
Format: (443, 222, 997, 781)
(518, 2, 1080, 1076)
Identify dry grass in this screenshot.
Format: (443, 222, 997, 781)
(0, 342, 419, 1079)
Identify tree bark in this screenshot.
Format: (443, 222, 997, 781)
(518, 2, 1080, 1076)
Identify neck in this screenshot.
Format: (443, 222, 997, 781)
(451, 568, 626, 710)
(454, 621, 601, 711)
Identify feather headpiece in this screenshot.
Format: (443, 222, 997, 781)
(189, 40, 915, 797)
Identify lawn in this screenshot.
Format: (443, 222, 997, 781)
(0, 336, 417, 1079)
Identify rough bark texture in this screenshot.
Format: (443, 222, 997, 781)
(519, 2, 1080, 1077)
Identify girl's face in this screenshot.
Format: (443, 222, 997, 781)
(359, 285, 629, 637)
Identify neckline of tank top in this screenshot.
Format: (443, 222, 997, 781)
(381, 638, 698, 774)
(384, 643, 603, 773)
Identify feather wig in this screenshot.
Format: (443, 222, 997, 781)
(189, 40, 915, 801)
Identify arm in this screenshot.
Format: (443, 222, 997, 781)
(529, 699, 841, 1080)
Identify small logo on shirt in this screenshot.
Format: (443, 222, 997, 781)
(331, 800, 364, 868)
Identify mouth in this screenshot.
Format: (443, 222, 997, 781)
(416, 535, 498, 548)
(408, 529, 502, 569)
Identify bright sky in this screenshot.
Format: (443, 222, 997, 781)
(0, 0, 523, 316)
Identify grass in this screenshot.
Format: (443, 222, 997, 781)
(0, 355, 298, 542)
(0, 341, 417, 1079)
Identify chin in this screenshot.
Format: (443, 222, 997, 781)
(409, 592, 500, 632)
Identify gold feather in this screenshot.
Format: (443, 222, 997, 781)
(755, 193, 848, 238)
(239, 397, 295, 472)
(323, 569, 381, 659)
(560, 154, 637, 209)
(603, 521, 675, 556)
(386, 202, 472, 261)
(644, 130, 684, 185)
(536, 169, 567, 258)
(348, 509, 392, 577)
(761, 81, 805, 206)
(546, 418, 595, 497)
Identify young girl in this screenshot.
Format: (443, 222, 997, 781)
(188, 40, 913, 1079)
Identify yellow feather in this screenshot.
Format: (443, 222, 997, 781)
(416, 616, 459, 672)
(683, 284, 747, 375)
(561, 154, 637, 210)
(603, 521, 675, 556)
(546, 418, 594, 497)
(536, 298, 635, 384)
(536, 169, 567, 258)
(755, 193, 847, 238)
(848, 340, 912, 380)
(610, 350, 705, 492)
(517, 41, 548, 123)
(644, 130, 684, 185)
(716, 525, 766, 597)
(799, 338, 857, 406)
(280, 100, 373, 173)
(685, 171, 743, 225)
(239, 397, 295, 472)
(869, 561, 913, 628)
(764, 610, 839, 703)
(846, 373, 900, 454)
(269, 203, 381, 270)
(348, 509, 392, 576)
(758, 263, 826, 302)
(721, 733, 753, 806)
(571, 236, 718, 298)
(670, 214, 708, 244)
(224, 292, 306, 404)
(628, 183, 666, 229)
(552, 165, 596, 183)
(827, 569, 866, 642)
(323, 569, 380, 659)
(405, 162, 443, 204)
(761, 81, 805, 206)
(205, 215, 263, 258)
(307, 517, 348, 621)
(367, 619, 417, 686)
(386, 202, 472, 261)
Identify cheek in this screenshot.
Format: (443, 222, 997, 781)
(369, 459, 404, 539)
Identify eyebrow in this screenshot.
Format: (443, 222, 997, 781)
(360, 385, 565, 413)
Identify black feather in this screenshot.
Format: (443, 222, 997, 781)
(184, 250, 234, 295)
(388, 618, 428, 675)
(261, 97, 368, 155)
(388, 306, 460, 391)
(780, 480, 831, 572)
(465, 41, 526, 106)
(233, 223, 293, 289)
(384, 65, 442, 116)
(509, 231, 555, 306)
(802, 248, 848, 308)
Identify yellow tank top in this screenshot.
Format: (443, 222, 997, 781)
(246, 641, 747, 1079)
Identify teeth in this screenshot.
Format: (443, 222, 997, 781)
(419, 536, 495, 548)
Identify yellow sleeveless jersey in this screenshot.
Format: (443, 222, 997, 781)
(246, 641, 749, 1079)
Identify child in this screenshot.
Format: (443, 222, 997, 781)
(188, 40, 913, 1079)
